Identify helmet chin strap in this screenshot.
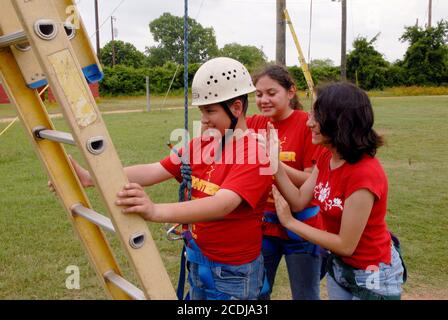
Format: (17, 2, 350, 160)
(215, 96, 248, 161)
(214, 101, 238, 162)
(222, 101, 239, 129)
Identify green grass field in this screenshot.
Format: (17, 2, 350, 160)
(0, 95, 447, 300)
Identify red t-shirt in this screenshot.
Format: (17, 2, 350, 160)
(315, 149, 392, 269)
(160, 135, 272, 265)
(247, 110, 323, 238)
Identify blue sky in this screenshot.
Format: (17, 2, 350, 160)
(76, 0, 448, 66)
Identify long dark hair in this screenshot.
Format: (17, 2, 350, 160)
(252, 64, 303, 110)
(313, 82, 383, 164)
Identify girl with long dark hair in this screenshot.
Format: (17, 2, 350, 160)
(272, 82, 406, 300)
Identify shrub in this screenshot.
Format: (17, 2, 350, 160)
(100, 63, 201, 96)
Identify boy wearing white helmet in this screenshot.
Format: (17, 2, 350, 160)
(69, 57, 272, 300)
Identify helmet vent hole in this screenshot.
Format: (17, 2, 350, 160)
(191, 58, 255, 106)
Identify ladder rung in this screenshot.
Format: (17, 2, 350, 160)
(103, 271, 146, 300)
(0, 31, 28, 48)
(33, 127, 76, 145)
(71, 204, 116, 233)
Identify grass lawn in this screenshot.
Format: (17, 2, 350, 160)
(0, 95, 447, 300)
(0, 95, 185, 120)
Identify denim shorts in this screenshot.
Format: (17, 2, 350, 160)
(262, 236, 322, 300)
(327, 244, 405, 300)
(188, 254, 265, 300)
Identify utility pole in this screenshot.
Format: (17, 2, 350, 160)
(276, 0, 286, 66)
(341, 0, 347, 81)
(94, 0, 101, 62)
(111, 16, 116, 67)
(332, 0, 347, 81)
(428, 0, 432, 29)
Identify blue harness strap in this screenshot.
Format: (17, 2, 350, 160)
(286, 206, 320, 241)
(264, 206, 319, 226)
(184, 236, 232, 300)
(177, 231, 270, 300)
(263, 206, 321, 256)
(186, 239, 222, 296)
(167, 144, 193, 300)
(170, 143, 271, 299)
(264, 206, 319, 242)
(176, 245, 188, 300)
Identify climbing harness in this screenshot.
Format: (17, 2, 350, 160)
(263, 206, 321, 255)
(326, 232, 407, 300)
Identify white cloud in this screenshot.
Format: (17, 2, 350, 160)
(76, 0, 448, 66)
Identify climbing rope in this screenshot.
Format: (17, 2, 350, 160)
(183, 0, 189, 151)
(0, 117, 18, 138)
(165, 0, 192, 244)
(167, 143, 192, 203)
(1, 86, 48, 138)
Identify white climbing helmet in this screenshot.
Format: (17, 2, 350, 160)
(191, 57, 255, 106)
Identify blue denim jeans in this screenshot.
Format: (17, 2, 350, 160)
(188, 254, 265, 300)
(261, 236, 322, 300)
(327, 244, 405, 300)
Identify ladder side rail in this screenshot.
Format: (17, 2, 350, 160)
(284, 9, 316, 101)
(0, 46, 130, 300)
(53, 0, 103, 82)
(11, 0, 176, 300)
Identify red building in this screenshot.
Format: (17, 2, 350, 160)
(0, 84, 9, 104)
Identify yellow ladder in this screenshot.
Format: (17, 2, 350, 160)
(0, 0, 176, 300)
(284, 9, 316, 101)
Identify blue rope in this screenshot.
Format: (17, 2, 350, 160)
(176, 0, 191, 203)
(181, 0, 191, 203)
(183, 0, 189, 152)
(168, 145, 192, 203)
(176, 1, 191, 300)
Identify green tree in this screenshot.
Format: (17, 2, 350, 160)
(385, 61, 406, 87)
(347, 35, 389, 90)
(309, 59, 340, 85)
(400, 20, 448, 85)
(146, 13, 219, 66)
(309, 58, 334, 69)
(219, 43, 267, 70)
(100, 40, 147, 68)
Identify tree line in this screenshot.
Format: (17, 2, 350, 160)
(99, 13, 448, 96)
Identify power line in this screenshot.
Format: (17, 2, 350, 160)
(195, 0, 206, 19)
(308, 0, 313, 63)
(89, 0, 126, 39)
